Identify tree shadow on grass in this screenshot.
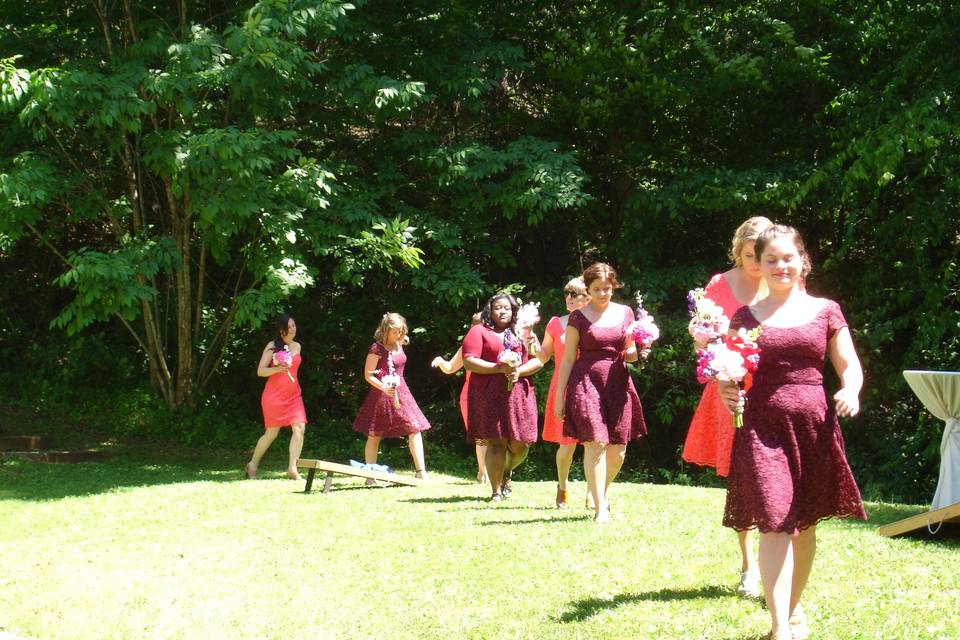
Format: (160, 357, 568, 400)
(477, 514, 590, 526)
(557, 584, 734, 623)
(0, 453, 265, 502)
(400, 495, 490, 504)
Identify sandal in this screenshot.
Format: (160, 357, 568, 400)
(490, 492, 503, 503)
(555, 485, 569, 509)
(243, 463, 256, 480)
(789, 605, 810, 640)
(501, 477, 512, 497)
(415, 469, 428, 480)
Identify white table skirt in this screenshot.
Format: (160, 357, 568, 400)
(903, 370, 960, 510)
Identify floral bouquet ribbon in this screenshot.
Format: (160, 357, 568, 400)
(272, 346, 295, 382)
(696, 327, 762, 427)
(498, 328, 523, 392)
(628, 293, 660, 353)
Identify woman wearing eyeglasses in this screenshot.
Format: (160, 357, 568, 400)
(537, 277, 590, 508)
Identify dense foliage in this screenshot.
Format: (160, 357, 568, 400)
(1, 1, 957, 502)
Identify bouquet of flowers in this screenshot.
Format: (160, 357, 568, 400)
(381, 352, 402, 408)
(687, 287, 730, 345)
(272, 346, 295, 382)
(695, 327, 762, 427)
(515, 301, 542, 355)
(498, 328, 523, 391)
(628, 294, 660, 350)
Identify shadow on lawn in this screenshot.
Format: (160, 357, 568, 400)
(401, 495, 489, 504)
(557, 584, 734, 622)
(478, 514, 589, 526)
(0, 453, 260, 501)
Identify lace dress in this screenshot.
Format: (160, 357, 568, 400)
(461, 324, 538, 443)
(723, 300, 867, 533)
(562, 306, 646, 444)
(352, 342, 431, 438)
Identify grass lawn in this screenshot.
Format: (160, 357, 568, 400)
(0, 450, 957, 640)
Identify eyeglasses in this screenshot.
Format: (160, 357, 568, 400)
(564, 290, 584, 298)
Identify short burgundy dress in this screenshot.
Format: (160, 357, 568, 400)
(723, 300, 867, 533)
(562, 306, 646, 444)
(352, 342, 431, 438)
(461, 324, 538, 443)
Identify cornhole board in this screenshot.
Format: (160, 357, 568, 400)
(878, 501, 960, 537)
(297, 458, 425, 493)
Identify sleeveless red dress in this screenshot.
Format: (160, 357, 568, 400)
(261, 352, 307, 428)
(562, 306, 646, 444)
(682, 273, 743, 476)
(723, 301, 866, 533)
(461, 324, 538, 443)
(543, 316, 578, 445)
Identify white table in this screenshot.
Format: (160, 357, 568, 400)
(902, 370, 960, 511)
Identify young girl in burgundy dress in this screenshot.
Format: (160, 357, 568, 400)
(553, 263, 647, 523)
(462, 294, 543, 501)
(682, 215, 772, 597)
(245, 314, 307, 480)
(353, 313, 431, 481)
(720, 225, 866, 640)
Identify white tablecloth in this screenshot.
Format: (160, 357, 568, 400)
(903, 370, 960, 510)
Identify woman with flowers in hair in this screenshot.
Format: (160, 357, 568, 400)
(462, 293, 543, 501)
(353, 312, 431, 481)
(683, 215, 772, 597)
(245, 314, 307, 480)
(720, 224, 865, 640)
(553, 263, 646, 523)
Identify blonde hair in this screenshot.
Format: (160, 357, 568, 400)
(374, 312, 410, 345)
(565, 277, 586, 294)
(729, 216, 774, 267)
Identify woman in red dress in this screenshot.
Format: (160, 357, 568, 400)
(682, 215, 772, 597)
(462, 294, 543, 501)
(720, 225, 865, 640)
(553, 263, 647, 523)
(353, 313, 431, 480)
(537, 277, 589, 508)
(432, 313, 487, 483)
(245, 314, 307, 480)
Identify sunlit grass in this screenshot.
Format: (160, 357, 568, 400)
(0, 453, 957, 640)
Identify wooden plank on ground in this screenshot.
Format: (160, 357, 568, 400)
(296, 459, 425, 490)
(878, 501, 960, 537)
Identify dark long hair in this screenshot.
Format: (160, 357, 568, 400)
(271, 314, 293, 352)
(479, 294, 519, 332)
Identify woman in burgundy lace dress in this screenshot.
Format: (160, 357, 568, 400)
(553, 263, 647, 523)
(353, 313, 431, 481)
(462, 294, 543, 501)
(720, 225, 865, 640)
